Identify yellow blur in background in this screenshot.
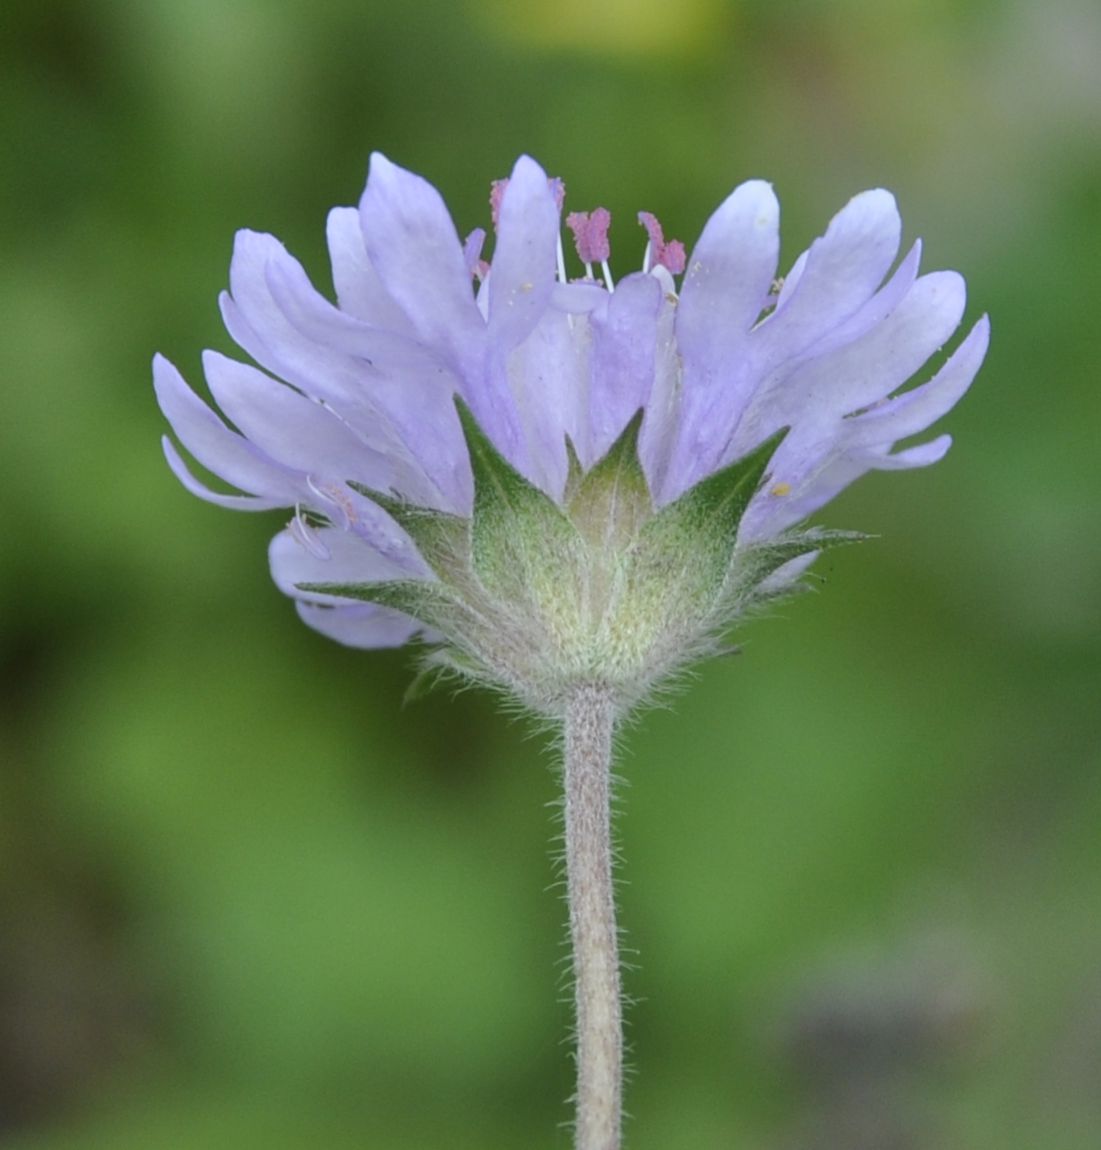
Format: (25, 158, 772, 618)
(472, 0, 732, 58)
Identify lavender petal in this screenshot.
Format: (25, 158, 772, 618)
(269, 525, 419, 605)
(487, 155, 559, 352)
(295, 600, 425, 648)
(588, 272, 664, 464)
(201, 350, 394, 490)
(358, 153, 485, 374)
(325, 206, 415, 333)
(153, 354, 301, 504)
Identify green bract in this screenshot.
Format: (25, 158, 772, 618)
(299, 399, 858, 716)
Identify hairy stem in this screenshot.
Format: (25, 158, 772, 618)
(563, 683, 622, 1150)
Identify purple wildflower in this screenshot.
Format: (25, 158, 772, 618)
(155, 154, 987, 703)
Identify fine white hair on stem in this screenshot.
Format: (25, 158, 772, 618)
(561, 682, 623, 1149)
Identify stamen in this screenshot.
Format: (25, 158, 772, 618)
(567, 209, 612, 268)
(637, 212, 687, 275)
(290, 504, 332, 559)
(306, 475, 352, 529)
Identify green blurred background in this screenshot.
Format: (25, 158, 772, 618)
(2, 0, 1099, 1146)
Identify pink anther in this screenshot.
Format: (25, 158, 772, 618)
(566, 208, 612, 265)
(489, 179, 508, 228)
(637, 211, 687, 275)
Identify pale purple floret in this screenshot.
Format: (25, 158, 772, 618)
(155, 154, 987, 649)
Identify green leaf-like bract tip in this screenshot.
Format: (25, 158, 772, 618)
(747, 528, 868, 588)
(563, 435, 584, 504)
(612, 427, 790, 635)
(453, 394, 557, 523)
(294, 579, 460, 634)
(453, 394, 582, 602)
(576, 409, 646, 497)
(652, 426, 789, 544)
(567, 409, 652, 549)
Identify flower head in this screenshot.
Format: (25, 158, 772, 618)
(155, 155, 987, 714)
